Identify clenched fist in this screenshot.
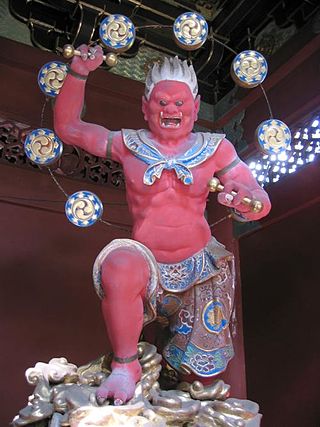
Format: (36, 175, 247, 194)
(70, 44, 104, 76)
(217, 180, 253, 213)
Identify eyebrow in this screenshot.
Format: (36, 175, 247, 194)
(154, 92, 187, 101)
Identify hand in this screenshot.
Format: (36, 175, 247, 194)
(217, 180, 253, 213)
(70, 44, 104, 76)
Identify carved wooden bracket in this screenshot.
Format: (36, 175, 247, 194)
(0, 117, 125, 189)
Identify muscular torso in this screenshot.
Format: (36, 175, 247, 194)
(54, 70, 270, 265)
(116, 132, 218, 263)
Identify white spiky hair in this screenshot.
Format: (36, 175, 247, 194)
(145, 56, 198, 100)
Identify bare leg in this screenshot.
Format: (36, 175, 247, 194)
(96, 248, 149, 404)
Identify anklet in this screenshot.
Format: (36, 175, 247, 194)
(68, 68, 88, 80)
(113, 353, 138, 363)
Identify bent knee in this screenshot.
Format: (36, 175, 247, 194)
(101, 248, 149, 297)
(102, 248, 148, 276)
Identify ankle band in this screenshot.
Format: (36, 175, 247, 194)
(113, 353, 139, 363)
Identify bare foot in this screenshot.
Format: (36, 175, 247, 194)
(96, 359, 142, 405)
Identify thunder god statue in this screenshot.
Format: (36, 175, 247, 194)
(53, 44, 271, 406)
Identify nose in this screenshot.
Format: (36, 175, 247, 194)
(164, 102, 179, 115)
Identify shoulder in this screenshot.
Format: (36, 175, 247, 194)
(110, 129, 148, 163)
(191, 131, 227, 161)
(106, 130, 125, 163)
(121, 128, 152, 155)
(213, 137, 239, 170)
(194, 131, 227, 157)
(197, 131, 225, 145)
(122, 128, 139, 138)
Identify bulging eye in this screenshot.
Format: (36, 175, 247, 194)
(159, 100, 167, 106)
(175, 100, 183, 106)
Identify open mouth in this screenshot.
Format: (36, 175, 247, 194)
(160, 111, 182, 128)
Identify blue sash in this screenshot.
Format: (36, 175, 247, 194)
(122, 129, 225, 185)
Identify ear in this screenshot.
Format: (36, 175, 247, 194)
(141, 96, 149, 121)
(194, 95, 201, 121)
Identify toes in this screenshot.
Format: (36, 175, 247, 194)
(96, 389, 110, 405)
(96, 395, 106, 405)
(114, 390, 127, 405)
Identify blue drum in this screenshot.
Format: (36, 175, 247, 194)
(256, 119, 291, 154)
(173, 12, 208, 50)
(231, 50, 268, 88)
(38, 61, 68, 97)
(99, 14, 135, 52)
(65, 191, 103, 227)
(24, 128, 63, 165)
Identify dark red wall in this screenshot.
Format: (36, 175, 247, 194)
(239, 161, 320, 427)
(0, 164, 130, 425)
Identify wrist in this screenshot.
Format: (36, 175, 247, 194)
(230, 208, 252, 223)
(68, 66, 88, 80)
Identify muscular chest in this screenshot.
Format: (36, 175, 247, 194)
(123, 153, 216, 198)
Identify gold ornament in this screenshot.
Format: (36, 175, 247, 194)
(251, 200, 263, 213)
(208, 177, 263, 213)
(105, 52, 118, 67)
(208, 177, 223, 192)
(63, 44, 75, 59)
(72, 198, 95, 221)
(13, 342, 262, 427)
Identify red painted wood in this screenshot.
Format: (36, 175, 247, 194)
(0, 164, 130, 425)
(253, 158, 320, 234)
(240, 201, 320, 427)
(1, 202, 109, 417)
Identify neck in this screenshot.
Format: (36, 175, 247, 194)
(148, 130, 193, 153)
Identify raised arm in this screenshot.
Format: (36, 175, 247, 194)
(54, 45, 122, 160)
(214, 138, 271, 221)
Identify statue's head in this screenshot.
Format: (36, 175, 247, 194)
(142, 57, 200, 140)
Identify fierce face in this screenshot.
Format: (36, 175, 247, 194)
(142, 80, 200, 141)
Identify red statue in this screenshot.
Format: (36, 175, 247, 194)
(54, 45, 271, 406)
